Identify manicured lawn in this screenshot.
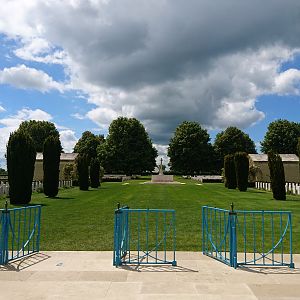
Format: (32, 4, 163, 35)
(1, 177, 300, 252)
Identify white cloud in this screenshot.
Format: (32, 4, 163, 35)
(0, 105, 6, 112)
(71, 113, 86, 120)
(59, 129, 78, 153)
(86, 107, 120, 128)
(0, 65, 66, 92)
(274, 69, 300, 95)
(1, 1, 300, 144)
(0, 108, 53, 159)
(14, 37, 68, 65)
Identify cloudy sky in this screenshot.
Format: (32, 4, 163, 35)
(0, 0, 300, 166)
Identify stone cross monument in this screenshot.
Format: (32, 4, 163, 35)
(159, 158, 164, 175)
(151, 158, 174, 183)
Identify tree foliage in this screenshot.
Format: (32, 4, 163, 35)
(261, 119, 300, 154)
(168, 121, 214, 174)
(63, 163, 75, 180)
(224, 154, 237, 189)
(214, 127, 256, 159)
(234, 152, 249, 192)
(18, 120, 60, 152)
(268, 151, 286, 200)
(74, 131, 104, 163)
(98, 117, 157, 175)
(7, 130, 36, 204)
(90, 157, 100, 188)
(76, 154, 89, 190)
(43, 136, 62, 197)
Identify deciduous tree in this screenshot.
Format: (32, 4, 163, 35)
(98, 117, 157, 175)
(261, 119, 300, 154)
(168, 121, 213, 174)
(74, 131, 104, 163)
(214, 127, 256, 159)
(18, 120, 60, 152)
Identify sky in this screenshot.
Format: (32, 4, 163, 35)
(0, 0, 300, 168)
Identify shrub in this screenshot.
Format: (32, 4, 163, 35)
(76, 154, 89, 190)
(268, 151, 286, 200)
(43, 136, 62, 197)
(7, 130, 36, 204)
(90, 157, 100, 188)
(234, 152, 249, 192)
(224, 154, 237, 189)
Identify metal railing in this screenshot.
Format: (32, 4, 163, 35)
(113, 205, 176, 266)
(202, 205, 294, 268)
(0, 204, 41, 265)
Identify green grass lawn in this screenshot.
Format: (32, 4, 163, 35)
(1, 177, 299, 252)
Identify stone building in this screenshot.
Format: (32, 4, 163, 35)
(248, 154, 299, 183)
(33, 153, 78, 181)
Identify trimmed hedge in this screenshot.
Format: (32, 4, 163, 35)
(268, 151, 286, 200)
(234, 152, 249, 192)
(90, 157, 100, 188)
(76, 154, 89, 191)
(7, 130, 36, 204)
(43, 136, 62, 197)
(224, 154, 237, 189)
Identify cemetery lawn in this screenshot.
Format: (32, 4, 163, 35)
(1, 177, 300, 252)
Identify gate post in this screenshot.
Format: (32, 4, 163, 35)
(229, 203, 237, 268)
(0, 201, 10, 265)
(113, 207, 122, 266)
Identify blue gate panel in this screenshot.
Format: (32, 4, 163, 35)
(0, 205, 41, 265)
(202, 205, 294, 269)
(114, 207, 176, 267)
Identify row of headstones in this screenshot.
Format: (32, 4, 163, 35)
(0, 180, 73, 195)
(255, 181, 300, 195)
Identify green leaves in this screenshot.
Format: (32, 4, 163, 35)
(268, 151, 286, 200)
(98, 117, 157, 175)
(7, 130, 36, 204)
(18, 120, 59, 152)
(214, 126, 256, 158)
(261, 119, 300, 154)
(168, 121, 213, 174)
(43, 136, 61, 197)
(74, 131, 104, 163)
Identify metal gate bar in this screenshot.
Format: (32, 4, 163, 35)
(114, 206, 176, 266)
(202, 205, 294, 269)
(0, 205, 41, 265)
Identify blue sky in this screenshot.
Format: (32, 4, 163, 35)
(0, 1, 300, 167)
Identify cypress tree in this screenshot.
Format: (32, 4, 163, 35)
(7, 130, 36, 204)
(76, 154, 89, 190)
(90, 157, 100, 188)
(268, 152, 286, 200)
(234, 152, 249, 192)
(43, 136, 62, 197)
(224, 154, 237, 189)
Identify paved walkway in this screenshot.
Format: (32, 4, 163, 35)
(0, 252, 300, 299)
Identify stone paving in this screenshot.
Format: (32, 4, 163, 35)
(0, 252, 300, 299)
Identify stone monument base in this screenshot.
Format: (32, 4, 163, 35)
(151, 175, 174, 183)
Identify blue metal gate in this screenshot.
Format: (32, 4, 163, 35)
(0, 204, 41, 265)
(202, 205, 294, 268)
(113, 206, 176, 266)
